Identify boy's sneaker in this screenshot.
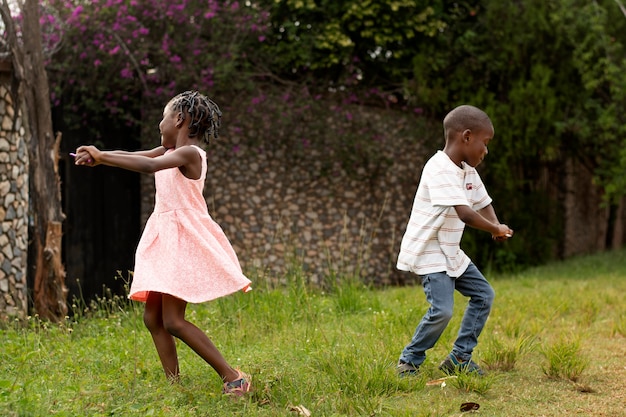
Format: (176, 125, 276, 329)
(439, 353, 484, 376)
(396, 360, 420, 377)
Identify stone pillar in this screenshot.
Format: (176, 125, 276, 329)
(0, 79, 29, 320)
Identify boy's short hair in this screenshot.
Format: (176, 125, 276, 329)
(443, 105, 492, 137)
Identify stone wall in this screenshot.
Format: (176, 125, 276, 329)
(0, 68, 29, 320)
(136, 106, 625, 288)
(141, 106, 427, 286)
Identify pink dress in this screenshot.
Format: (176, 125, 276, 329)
(129, 145, 251, 303)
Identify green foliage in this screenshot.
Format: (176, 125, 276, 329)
(263, 0, 446, 87)
(403, 0, 626, 269)
(45, 0, 270, 139)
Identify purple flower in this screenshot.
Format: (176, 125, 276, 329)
(71, 5, 83, 19)
(120, 68, 133, 78)
(251, 95, 266, 105)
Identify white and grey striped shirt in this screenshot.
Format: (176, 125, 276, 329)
(397, 151, 492, 277)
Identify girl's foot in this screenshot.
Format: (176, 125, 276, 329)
(222, 370, 252, 396)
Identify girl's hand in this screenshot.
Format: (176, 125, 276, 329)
(73, 146, 101, 166)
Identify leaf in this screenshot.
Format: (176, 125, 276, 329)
(425, 375, 457, 386)
(289, 404, 312, 416)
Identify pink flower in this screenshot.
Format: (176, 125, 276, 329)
(251, 95, 266, 105)
(71, 5, 83, 19)
(120, 68, 133, 78)
(109, 45, 120, 55)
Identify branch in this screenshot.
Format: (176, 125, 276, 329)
(108, 30, 149, 92)
(0, 0, 25, 110)
(615, 0, 626, 18)
(0, 1, 20, 73)
(248, 71, 300, 87)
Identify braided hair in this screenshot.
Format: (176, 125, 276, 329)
(168, 90, 222, 144)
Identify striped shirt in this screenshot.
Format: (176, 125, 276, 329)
(397, 151, 492, 277)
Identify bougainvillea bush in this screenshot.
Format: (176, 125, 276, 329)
(40, 0, 422, 175)
(43, 0, 271, 139)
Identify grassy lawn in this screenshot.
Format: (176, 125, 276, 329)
(1, 249, 625, 416)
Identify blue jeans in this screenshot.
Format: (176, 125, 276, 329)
(399, 263, 495, 366)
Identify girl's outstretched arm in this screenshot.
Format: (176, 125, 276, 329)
(72, 146, 166, 165)
(107, 146, 168, 158)
(75, 145, 201, 176)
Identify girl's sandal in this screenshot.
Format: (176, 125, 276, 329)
(222, 370, 252, 397)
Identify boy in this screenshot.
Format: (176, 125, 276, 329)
(396, 104, 513, 376)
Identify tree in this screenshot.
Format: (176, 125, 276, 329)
(45, 0, 271, 145)
(405, 0, 626, 266)
(261, 0, 446, 95)
(0, 0, 67, 321)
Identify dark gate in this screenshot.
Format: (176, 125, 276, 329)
(56, 120, 141, 306)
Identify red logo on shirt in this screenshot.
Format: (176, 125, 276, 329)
(466, 183, 473, 190)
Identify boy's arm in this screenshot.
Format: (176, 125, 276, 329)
(455, 205, 512, 238)
(477, 204, 499, 224)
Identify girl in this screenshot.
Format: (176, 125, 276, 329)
(74, 91, 252, 396)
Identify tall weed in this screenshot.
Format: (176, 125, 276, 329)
(540, 338, 589, 382)
(482, 335, 535, 371)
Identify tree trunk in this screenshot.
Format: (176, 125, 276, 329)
(0, 0, 67, 321)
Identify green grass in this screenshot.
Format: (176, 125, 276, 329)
(1, 249, 625, 416)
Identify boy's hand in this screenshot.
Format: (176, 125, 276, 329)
(492, 224, 513, 241)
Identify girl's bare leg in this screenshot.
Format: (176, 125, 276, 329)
(144, 292, 180, 380)
(160, 293, 240, 383)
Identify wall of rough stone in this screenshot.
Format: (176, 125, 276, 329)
(0, 71, 29, 320)
(140, 106, 427, 287)
(134, 105, 626, 288)
(142, 103, 626, 285)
